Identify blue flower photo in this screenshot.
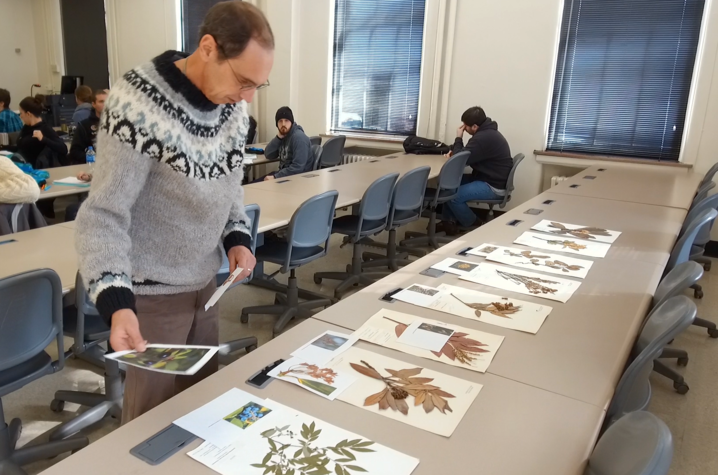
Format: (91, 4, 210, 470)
(224, 402, 272, 429)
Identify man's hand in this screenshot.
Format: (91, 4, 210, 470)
(77, 172, 92, 182)
(445, 150, 454, 159)
(456, 124, 466, 138)
(110, 309, 147, 352)
(228, 245, 256, 282)
(264, 175, 275, 181)
(33, 130, 44, 141)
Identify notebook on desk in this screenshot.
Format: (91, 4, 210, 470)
(54, 177, 90, 187)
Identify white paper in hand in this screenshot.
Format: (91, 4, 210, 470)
(205, 267, 244, 311)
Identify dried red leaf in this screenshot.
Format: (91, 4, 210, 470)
(394, 323, 408, 338)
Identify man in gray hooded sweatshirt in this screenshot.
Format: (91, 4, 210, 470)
(262, 106, 313, 180)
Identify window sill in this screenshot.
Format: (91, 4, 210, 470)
(534, 150, 693, 169)
(322, 132, 407, 144)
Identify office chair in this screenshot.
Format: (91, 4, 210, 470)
(400, 151, 470, 253)
(314, 173, 399, 298)
(362, 166, 431, 272)
(585, 411, 672, 475)
(468, 153, 525, 221)
(0, 269, 88, 473)
(308, 136, 322, 147)
(311, 144, 323, 171)
(318, 136, 346, 168)
(690, 181, 715, 210)
(698, 162, 718, 188)
(683, 194, 718, 279)
(241, 191, 338, 336)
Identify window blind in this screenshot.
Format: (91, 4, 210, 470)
(182, 0, 225, 53)
(331, 0, 426, 136)
(547, 0, 705, 161)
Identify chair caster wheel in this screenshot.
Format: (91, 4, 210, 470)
(708, 328, 718, 338)
(240, 314, 249, 324)
(314, 276, 322, 284)
(705, 262, 712, 272)
(674, 382, 689, 394)
(677, 357, 689, 366)
(246, 344, 257, 353)
(694, 289, 704, 299)
(50, 399, 65, 413)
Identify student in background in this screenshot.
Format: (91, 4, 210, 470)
(439, 106, 513, 235)
(72, 85, 94, 125)
(0, 88, 23, 133)
(68, 89, 108, 165)
(13, 96, 68, 168)
(262, 106, 312, 180)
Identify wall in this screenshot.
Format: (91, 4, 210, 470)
(0, 0, 41, 108)
(30, 0, 64, 95)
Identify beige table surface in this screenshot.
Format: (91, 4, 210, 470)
(39, 164, 91, 200)
(42, 319, 602, 475)
(549, 165, 702, 209)
(0, 224, 77, 293)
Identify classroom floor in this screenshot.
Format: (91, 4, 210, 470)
(5, 221, 718, 475)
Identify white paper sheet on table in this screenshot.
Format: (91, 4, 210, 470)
(531, 219, 621, 244)
(53, 176, 90, 187)
(484, 245, 593, 279)
(395, 319, 454, 352)
(354, 308, 504, 372)
(267, 357, 357, 400)
(430, 257, 481, 276)
(174, 388, 278, 446)
(104, 344, 218, 375)
(466, 243, 502, 257)
(187, 400, 420, 475)
(393, 284, 443, 307)
(461, 262, 581, 303)
(290, 330, 358, 365)
(514, 231, 611, 258)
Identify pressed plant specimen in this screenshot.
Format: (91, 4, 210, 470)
(532, 236, 587, 252)
(505, 250, 584, 273)
(451, 294, 522, 319)
(546, 221, 611, 240)
(496, 269, 559, 295)
(251, 422, 375, 475)
(350, 360, 455, 415)
(277, 363, 339, 396)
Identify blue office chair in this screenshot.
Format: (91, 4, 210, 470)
(318, 136, 346, 168)
(309, 136, 322, 147)
(469, 153, 525, 221)
(586, 411, 673, 475)
(604, 296, 696, 428)
(362, 166, 431, 272)
(242, 192, 338, 335)
(0, 270, 88, 473)
(311, 144, 323, 171)
(698, 162, 718, 188)
(401, 151, 471, 252)
(690, 181, 715, 210)
(683, 194, 718, 282)
(314, 173, 399, 298)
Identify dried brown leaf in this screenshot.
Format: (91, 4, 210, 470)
(414, 391, 426, 406)
(422, 394, 434, 413)
(439, 342, 456, 360)
(385, 391, 398, 412)
(407, 377, 434, 384)
(401, 384, 440, 391)
(395, 397, 409, 415)
(363, 389, 388, 407)
(394, 323, 408, 338)
(350, 362, 382, 380)
(432, 389, 456, 398)
(378, 394, 389, 410)
(431, 393, 447, 413)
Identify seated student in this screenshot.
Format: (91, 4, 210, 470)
(12, 96, 68, 168)
(0, 155, 40, 204)
(72, 85, 94, 126)
(0, 88, 23, 133)
(262, 106, 312, 180)
(439, 106, 513, 235)
(67, 89, 107, 165)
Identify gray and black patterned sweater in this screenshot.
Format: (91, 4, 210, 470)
(75, 50, 252, 320)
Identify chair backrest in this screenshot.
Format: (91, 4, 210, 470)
(311, 144, 323, 171)
(585, 411, 673, 475)
(283, 190, 339, 270)
(652, 261, 703, 311)
(690, 181, 715, 209)
(387, 166, 431, 229)
(353, 173, 399, 238)
(666, 208, 717, 273)
(497, 153, 525, 208)
(320, 135, 346, 168)
(680, 193, 718, 247)
(699, 162, 718, 188)
(0, 269, 65, 374)
(427, 151, 470, 206)
(606, 296, 696, 425)
(309, 136, 322, 147)
(217, 203, 261, 285)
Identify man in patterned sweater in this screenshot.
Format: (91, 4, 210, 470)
(75, 1, 274, 422)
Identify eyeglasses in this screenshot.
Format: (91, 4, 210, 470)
(217, 42, 270, 92)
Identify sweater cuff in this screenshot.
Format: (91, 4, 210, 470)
(223, 230, 253, 254)
(96, 287, 136, 324)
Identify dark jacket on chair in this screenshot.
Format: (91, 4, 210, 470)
(265, 123, 313, 178)
(11, 122, 68, 168)
(0, 203, 47, 235)
(451, 117, 512, 190)
(67, 110, 100, 165)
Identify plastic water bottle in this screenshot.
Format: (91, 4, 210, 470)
(86, 146, 96, 173)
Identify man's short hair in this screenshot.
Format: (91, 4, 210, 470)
(92, 89, 108, 103)
(75, 85, 93, 103)
(0, 88, 10, 108)
(461, 106, 487, 127)
(199, 1, 274, 60)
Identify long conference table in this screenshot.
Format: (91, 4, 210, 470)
(14, 157, 705, 474)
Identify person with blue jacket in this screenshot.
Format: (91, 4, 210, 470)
(262, 106, 312, 180)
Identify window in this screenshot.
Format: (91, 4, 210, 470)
(547, 0, 705, 161)
(331, 0, 426, 136)
(181, 0, 225, 53)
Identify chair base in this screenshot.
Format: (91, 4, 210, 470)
(693, 255, 711, 271)
(361, 231, 416, 272)
(0, 401, 88, 473)
(314, 242, 391, 298)
(242, 269, 333, 336)
(49, 359, 123, 441)
(399, 209, 454, 253)
(653, 360, 689, 394)
(218, 338, 258, 366)
(694, 316, 718, 338)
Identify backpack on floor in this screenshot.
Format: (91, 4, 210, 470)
(403, 135, 451, 155)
